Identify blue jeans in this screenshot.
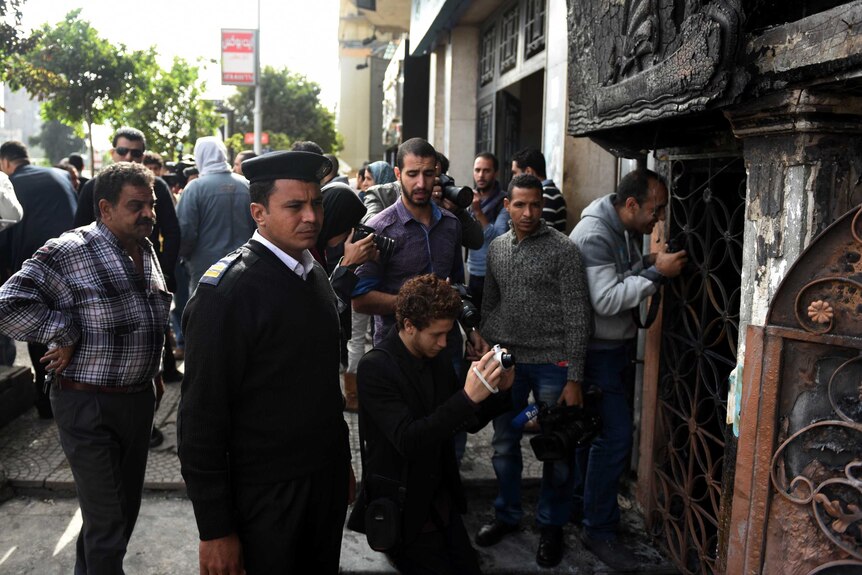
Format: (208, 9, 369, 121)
(491, 363, 573, 527)
(573, 344, 633, 540)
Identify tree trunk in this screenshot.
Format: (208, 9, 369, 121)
(87, 121, 95, 176)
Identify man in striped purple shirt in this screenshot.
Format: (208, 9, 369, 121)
(0, 162, 171, 574)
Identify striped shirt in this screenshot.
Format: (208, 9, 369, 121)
(542, 179, 568, 232)
(0, 221, 171, 387)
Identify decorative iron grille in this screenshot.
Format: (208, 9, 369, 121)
(524, 0, 545, 59)
(499, 5, 519, 74)
(651, 157, 745, 575)
(480, 25, 496, 86)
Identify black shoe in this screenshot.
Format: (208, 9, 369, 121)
(536, 526, 564, 568)
(584, 536, 639, 572)
(149, 427, 164, 449)
(475, 520, 518, 547)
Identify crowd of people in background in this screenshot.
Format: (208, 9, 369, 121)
(0, 127, 687, 574)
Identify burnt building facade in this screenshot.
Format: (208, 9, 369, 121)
(567, 1, 862, 574)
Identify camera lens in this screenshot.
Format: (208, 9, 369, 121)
(442, 185, 473, 208)
(373, 234, 396, 262)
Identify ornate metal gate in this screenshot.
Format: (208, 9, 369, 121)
(727, 205, 862, 575)
(650, 157, 746, 574)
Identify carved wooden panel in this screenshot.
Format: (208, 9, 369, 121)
(567, 0, 742, 136)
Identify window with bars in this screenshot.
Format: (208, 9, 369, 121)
(480, 26, 496, 86)
(476, 103, 493, 154)
(499, 5, 519, 74)
(524, 0, 545, 59)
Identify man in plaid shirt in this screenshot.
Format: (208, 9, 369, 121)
(0, 162, 171, 574)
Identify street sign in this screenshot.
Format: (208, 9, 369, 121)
(221, 29, 258, 86)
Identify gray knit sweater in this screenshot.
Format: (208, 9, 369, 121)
(480, 222, 592, 381)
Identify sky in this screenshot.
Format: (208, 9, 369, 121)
(18, 0, 341, 110)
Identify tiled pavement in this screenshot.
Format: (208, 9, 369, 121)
(0, 344, 678, 573)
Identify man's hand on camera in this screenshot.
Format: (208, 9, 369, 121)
(341, 230, 378, 268)
(558, 380, 583, 407)
(655, 247, 688, 278)
(465, 349, 504, 403)
(465, 329, 491, 360)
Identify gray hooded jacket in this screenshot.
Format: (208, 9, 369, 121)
(569, 194, 661, 346)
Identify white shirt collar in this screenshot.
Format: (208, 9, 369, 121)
(252, 230, 315, 280)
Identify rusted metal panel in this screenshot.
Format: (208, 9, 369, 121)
(732, 205, 862, 574)
(725, 324, 765, 575)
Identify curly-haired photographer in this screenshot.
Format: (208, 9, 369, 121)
(349, 274, 514, 574)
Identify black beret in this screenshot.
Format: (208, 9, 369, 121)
(242, 151, 332, 184)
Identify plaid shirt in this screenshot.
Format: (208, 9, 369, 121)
(0, 221, 171, 387)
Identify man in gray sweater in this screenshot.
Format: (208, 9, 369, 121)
(569, 169, 686, 571)
(476, 174, 591, 568)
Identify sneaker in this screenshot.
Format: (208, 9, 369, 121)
(536, 526, 564, 568)
(475, 520, 519, 547)
(584, 536, 640, 572)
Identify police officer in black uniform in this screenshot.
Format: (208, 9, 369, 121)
(178, 151, 355, 575)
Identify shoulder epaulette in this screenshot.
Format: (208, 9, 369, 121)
(199, 251, 244, 286)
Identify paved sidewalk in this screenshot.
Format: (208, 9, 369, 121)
(0, 343, 678, 573)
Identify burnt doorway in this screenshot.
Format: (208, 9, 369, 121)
(650, 156, 746, 574)
(493, 69, 544, 186)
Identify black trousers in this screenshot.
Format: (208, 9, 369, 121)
(389, 513, 482, 575)
(50, 384, 155, 575)
(233, 457, 349, 574)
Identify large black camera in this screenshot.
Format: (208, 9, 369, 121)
(353, 224, 396, 262)
(437, 174, 473, 209)
(450, 283, 480, 331)
(528, 389, 602, 461)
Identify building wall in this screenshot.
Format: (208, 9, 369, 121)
(337, 56, 372, 172)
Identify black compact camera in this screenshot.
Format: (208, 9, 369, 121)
(666, 234, 687, 254)
(353, 224, 396, 262)
(529, 388, 602, 461)
(437, 174, 473, 209)
(450, 283, 480, 331)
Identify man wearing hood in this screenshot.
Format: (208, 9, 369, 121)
(568, 169, 687, 571)
(177, 137, 256, 288)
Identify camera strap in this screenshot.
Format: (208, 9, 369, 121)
(631, 282, 663, 330)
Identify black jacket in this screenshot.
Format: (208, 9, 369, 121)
(349, 328, 509, 545)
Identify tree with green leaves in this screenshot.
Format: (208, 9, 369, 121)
(15, 10, 141, 173)
(29, 119, 85, 164)
(0, 0, 61, 99)
(113, 53, 222, 160)
(227, 66, 341, 153)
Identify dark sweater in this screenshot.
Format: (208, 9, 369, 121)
(178, 240, 349, 540)
(481, 223, 591, 381)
